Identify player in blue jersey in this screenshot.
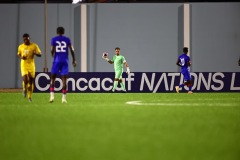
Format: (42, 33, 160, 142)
(175, 47, 193, 94)
(49, 27, 76, 103)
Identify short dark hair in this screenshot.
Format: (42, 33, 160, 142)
(115, 47, 120, 50)
(57, 27, 65, 34)
(183, 47, 188, 53)
(23, 33, 29, 38)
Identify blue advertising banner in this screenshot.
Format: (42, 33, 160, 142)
(34, 72, 240, 93)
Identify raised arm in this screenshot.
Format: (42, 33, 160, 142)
(102, 54, 113, 64)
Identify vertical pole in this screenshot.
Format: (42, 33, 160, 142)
(44, 0, 48, 72)
(81, 4, 87, 72)
(184, 3, 190, 57)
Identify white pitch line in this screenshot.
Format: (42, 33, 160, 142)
(126, 101, 238, 107)
(154, 98, 240, 102)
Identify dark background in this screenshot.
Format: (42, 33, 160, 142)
(1, 0, 240, 4)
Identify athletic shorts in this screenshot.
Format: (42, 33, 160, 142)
(21, 64, 35, 78)
(181, 69, 191, 81)
(115, 69, 123, 79)
(51, 61, 68, 75)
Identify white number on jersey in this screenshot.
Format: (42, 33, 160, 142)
(24, 49, 29, 55)
(56, 41, 67, 52)
(180, 58, 185, 66)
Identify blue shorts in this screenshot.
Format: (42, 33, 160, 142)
(181, 69, 191, 81)
(51, 62, 68, 76)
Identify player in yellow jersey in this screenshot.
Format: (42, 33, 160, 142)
(17, 33, 41, 102)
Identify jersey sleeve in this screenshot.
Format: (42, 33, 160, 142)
(51, 38, 55, 46)
(35, 44, 41, 53)
(67, 37, 71, 46)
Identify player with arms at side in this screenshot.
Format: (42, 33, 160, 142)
(17, 33, 41, 102)
(102, 47, 130, 92)
(175, 47, 193, 94)
(49, 27, 76, 103)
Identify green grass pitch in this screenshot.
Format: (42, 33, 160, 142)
(0, 92, 240, 160)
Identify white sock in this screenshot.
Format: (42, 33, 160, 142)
(62, 94, 66, 100)
(50, 92, 54, 99)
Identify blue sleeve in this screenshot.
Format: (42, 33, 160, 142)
(68, 38, 71, 46)
(51, 38, 55, 46)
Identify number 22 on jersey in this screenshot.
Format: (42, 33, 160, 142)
(56, 41, 67, 52)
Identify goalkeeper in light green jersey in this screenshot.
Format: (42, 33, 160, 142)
(102, 47, 131, 92)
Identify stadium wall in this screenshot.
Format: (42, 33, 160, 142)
(0, 3, 239, 88)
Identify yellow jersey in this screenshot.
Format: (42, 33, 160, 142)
(17, 42, 41, 77)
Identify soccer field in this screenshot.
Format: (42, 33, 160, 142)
(0, 92, 240, 160)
